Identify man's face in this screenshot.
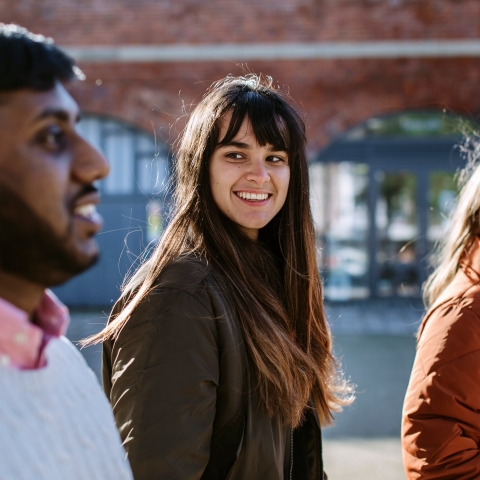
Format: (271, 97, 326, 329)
(0, 81, 109, 286)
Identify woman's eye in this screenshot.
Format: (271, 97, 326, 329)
(226, 152, 243, 159)
(268, 155, 284, 163)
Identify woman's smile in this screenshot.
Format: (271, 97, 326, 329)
(234, 191, 271, 202)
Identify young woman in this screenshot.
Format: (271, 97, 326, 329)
(402, 143, 480, 479)
(89, 75, 351, 480)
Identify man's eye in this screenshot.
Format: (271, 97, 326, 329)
(39, 127, 65, 150)
(45, 133, 57, 144)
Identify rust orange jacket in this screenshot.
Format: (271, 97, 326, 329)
(402, 238, 480, 479)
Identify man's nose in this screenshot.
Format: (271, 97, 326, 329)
(72, 137, 109, 184)
(246, 157, 270, 184)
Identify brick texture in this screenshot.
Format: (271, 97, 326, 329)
(69, 57, 480, 153)
(2, 0, 480, 152)
(3, 0, 480, 44)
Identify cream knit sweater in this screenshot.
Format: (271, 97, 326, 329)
(0, 336, 133, 480)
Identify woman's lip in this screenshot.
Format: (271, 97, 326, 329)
(233, 190, 272, 195)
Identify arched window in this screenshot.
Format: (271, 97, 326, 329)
(311, 111, 475, 301)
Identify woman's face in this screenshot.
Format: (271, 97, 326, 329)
(209, 113, 290, 240)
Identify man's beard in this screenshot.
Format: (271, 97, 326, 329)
(0, 185, 98, 287)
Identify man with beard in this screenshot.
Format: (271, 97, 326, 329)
(0, 24, 132, 479)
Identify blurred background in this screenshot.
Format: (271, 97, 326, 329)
(4, 1, 480, 477)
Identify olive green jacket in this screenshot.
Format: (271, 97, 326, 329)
(102, 256, 326, 480)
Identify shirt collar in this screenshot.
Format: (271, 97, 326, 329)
(0, 290, 69, 370)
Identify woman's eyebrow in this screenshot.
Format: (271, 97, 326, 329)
(267, 145, 287, 153)
(217, 141, 251, 149)
(216, 141, 287, 153)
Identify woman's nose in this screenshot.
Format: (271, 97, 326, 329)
(246, 158, 270, 184)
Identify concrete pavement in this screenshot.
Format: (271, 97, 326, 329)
(322, 335, 416, 479)
(325, 335, 416, 439)
(324, 439, 405, 480)
(325, 298, 423, 336)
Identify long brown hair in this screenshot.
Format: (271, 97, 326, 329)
(85, 74, 352, 427)
(424, 136, 480, 309)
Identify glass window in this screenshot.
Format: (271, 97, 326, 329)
(104, 133, 135, 194)
(427, 172, 458, 243)
(77, 114, 167, 196)
(376, 172, 419, 297)
(310, 162, 369, 301)
(138, 156, 169, 195)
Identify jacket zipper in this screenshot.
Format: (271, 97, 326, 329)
(290, 429, 294, 480)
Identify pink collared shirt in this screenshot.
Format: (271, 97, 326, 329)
(0, 290, 69, 370)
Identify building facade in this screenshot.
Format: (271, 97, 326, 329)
(4, 0, 480, 304)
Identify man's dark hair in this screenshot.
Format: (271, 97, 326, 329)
(0, 23, 83, 91)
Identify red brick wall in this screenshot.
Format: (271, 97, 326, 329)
(70, 57, 480, 153)
(3, 0, 480, 153)
(4, 0, 480, 43)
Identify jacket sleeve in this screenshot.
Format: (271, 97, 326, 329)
(104, 286, 219, 480)
(402, 309, 480, 480)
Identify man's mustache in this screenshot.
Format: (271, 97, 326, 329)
(69, 184, 99, 209)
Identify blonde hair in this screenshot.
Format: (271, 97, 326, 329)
(424, 136, 480, 309)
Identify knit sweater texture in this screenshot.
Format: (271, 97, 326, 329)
(0, 336, 133, 480)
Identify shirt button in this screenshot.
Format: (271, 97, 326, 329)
(14, 332, 27, 344)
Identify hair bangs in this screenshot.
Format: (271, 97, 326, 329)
(217, 90, 293, 153)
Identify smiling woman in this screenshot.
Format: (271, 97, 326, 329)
(209, 112, 290, 239)
(86, 74, 353, 480)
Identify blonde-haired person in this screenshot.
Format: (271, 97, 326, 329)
(85, 75, 352, 480)
(402, 139, 480, 479)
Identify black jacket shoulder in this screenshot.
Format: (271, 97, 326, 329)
(102, 256, 224, 479)
(155, 255, 212, 295)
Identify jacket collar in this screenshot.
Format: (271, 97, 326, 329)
(418, 237, 480, 339)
